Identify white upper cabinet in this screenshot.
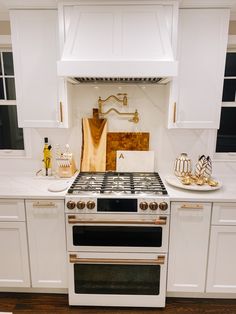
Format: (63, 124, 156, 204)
(168, 9, 230, 129)
(10, 9, 69, 128)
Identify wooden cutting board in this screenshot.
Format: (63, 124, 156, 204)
(106, 132, 149, 171)
(80, 117, 107, 172)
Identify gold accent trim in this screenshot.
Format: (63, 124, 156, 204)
(67, 216, 167, 225)
(98, 94, 139, 123)
(180, 203, 204, 209)
(173, 102, 176, 123)
(60, 101, 63, 123)
(33, 202, 57, 208)
(69, 254, 165, 265)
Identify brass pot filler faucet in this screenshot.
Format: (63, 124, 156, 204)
(98, 93, 139, 123)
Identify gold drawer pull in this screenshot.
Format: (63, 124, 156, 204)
(69, 254, 165, 265)
(33, 202, 57, 208)
(180, 203, 204, 209)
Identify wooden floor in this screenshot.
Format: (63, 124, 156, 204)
(0, 293, 236, 314)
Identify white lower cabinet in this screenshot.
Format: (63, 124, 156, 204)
(0, 199, 30, 287)
(25, 200, 67, 288)
(206, 203, 236, 293)
(167, 202, 211, 292)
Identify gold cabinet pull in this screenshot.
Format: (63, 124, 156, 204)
(180, 203, 204, 209)
(33, 201, 57, 208)
(68, 215, 167, 225)
(59, 101, 63, 123)
(69, 254, 165, 265)
(173, 102, 176, 123)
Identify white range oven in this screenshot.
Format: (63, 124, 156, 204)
(65, 172, 170, 308)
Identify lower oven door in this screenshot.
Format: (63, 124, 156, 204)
(68, 252, 167, 307)
(66, 214, 169, 253)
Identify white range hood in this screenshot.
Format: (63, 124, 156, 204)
(57, 1, 179, 83)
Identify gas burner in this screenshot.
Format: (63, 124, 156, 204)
(67, 172, 168, 195)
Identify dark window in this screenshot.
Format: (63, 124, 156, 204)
(222, 79, 236, 102)
(225, 52, 236, 77)
(0, 50, 24, 151)
(216, 107, 236, 152)
(216, 52, 236, 154)
(2, 52, 14, 75)
(0, 106, 24, 149)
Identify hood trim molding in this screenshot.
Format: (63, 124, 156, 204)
(57, 60, 178, 77)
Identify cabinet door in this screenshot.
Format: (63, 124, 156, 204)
(26, 200, 67, 288)
(10, 10, 68, 128)
(167, 202, 211, 292)
(206, 226, 236, 293)
(0, 199, 25, 222)
(168, 9, 229, 128)
(0, 222, 30, 287)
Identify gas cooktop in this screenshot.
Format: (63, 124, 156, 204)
(67, 172, 168, 195)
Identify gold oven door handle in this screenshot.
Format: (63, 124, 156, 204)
(69, 254, 165, 265)
(67, 215, 167, 225)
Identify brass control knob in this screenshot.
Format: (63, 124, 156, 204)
(77, 201, 85, 210)
(149, 202, 158, 211)
(139, 201, 148, 210)
(67, 201, 76, 210)
(87, 201, 95, 210)
(159, 202, 168, 211)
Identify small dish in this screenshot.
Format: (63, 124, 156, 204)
(165, 175, 222, 191)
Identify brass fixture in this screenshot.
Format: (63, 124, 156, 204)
(98, 93, 139, 123)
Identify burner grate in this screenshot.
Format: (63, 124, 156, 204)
(67, 172, 168, 195)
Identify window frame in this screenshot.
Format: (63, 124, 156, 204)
(0, 43, 31, 159)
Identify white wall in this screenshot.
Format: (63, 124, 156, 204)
(1, 83, 235, 177)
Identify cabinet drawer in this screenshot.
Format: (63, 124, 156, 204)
(212, 203, 236, 225)
(0, 199, 25, 221)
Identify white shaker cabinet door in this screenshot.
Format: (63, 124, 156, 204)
(168, 9, 229, 128)
(167, 202, 211, 292)
(26, 200, 67, 288)
(0, 222, 30, 287)
(10, 10, 68, 128)
(206, 226, 236, 293)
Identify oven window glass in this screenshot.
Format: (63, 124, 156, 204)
(74, 264, 160, 295)
(73, 226, 162, 247)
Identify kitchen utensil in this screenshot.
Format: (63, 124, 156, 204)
(80, 115, 107, 172)
(106, 132, 149, 171)
(116, 150, 154, 172)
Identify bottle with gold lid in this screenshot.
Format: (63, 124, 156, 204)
(43, 137, 52, 176)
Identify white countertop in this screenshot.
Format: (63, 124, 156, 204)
(0, 173, 75, 199)
(164, 174, 236, 202)
(0, 172, 235, 202)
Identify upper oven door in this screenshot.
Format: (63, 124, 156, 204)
(66, 214, 169, 253)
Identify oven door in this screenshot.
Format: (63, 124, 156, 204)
(66, 214, 169, 253)
(68, 252, 167, 307)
